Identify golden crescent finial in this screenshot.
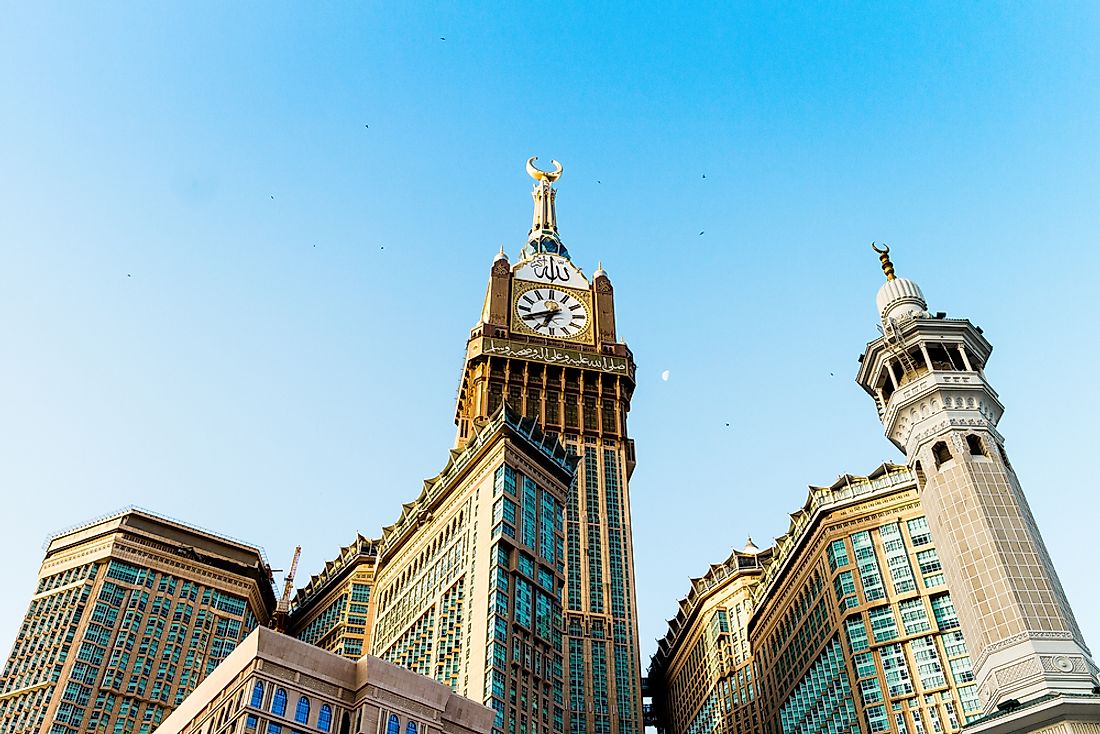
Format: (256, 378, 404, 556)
(871, 242, 896, 281)
(526, 156, 563, 183)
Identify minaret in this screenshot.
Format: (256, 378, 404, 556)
(856, 244, 1099, 717)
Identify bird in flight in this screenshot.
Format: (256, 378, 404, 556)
(440, 36, 446, 41)
(698, 231, 705, 236)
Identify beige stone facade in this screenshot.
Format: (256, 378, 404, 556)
(856, 257, 1099, 723)
(648, 545, 768, 734)
(289, 536, 379, 660)
(152, 626, 494, 734)
(650, 466, 987, 734)
(0, 508, 275, 734)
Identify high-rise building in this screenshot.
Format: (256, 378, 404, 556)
(649, 465, 985, 734)
(648, 542, 769, 734)
(152, 626, 494, 734)
(288, 535, 379, 659)
(0, 508, 275, 734)
(855, 246, 1100, 730)
(453, 158, 643, 734)
(369, 405, 577, 734)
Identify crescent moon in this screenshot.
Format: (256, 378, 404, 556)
(871, 241, 890, 254)
(526, 156, 564, 182)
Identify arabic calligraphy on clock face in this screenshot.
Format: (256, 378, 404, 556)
(514, 286, 590, 340)
(514, 254, 585, 286)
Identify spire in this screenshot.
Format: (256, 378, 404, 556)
(526, 156, 562, 235)
(495, 244, 508, 263)
(871, 242, 928, 324)
(872, 242, 896, 281)
(520, 157, 570, 261)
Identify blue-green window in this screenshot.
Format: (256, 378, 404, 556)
(845, 617, 870, 652)
(827, 539, 850, 571)
(852, 531, 885, 602)
(930, 593, 958, 630)
(868, 606, 899, 643)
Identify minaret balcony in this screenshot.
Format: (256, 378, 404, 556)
(882, 370, 1005, 454)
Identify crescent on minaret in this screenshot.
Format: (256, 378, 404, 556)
(526, 156, 563, 183)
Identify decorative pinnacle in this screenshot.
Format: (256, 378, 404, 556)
(526, 156, 563, 183)
(871, 242, 896, 281)
(526, 156, 563, 235)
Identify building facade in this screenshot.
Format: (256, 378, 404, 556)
(369, 406, 576, 734)
(289, 535, 379, 660)
(0, 508, 275, 734)
(647, 544, 769, 734)
(453, 158, 643, 734)
(152, 626, 494, 734)
(650, 466, 987, 734)
(750, 465, 982, 734)
(855, 246, 1100, 730)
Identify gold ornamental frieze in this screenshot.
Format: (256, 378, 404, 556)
(470, 336, 632, 377)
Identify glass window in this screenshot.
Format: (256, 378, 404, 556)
(318, 705, 332, 732)
(406, 723, 418, 734)
(846, 616, 871, 652)
(827, 539, 850, 570)
(387, 714, 400, 734)
(272, 688, 288, 716)
(250, 681, 264, 708)
(906, 517, 932, 546)
(899, 598, 932, 635)
(295, 696, 310, 724)
(869, 606, 899, 643)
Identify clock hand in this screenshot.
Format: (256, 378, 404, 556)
(524, 308, 558, 319)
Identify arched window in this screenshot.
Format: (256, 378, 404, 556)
(272, 688, 288, 716)
(913, 461, 926, 489)
(318, 705, 333, 733)
(387, 714, 401, 734)
(295, 696, 310, 724)
(250, 681, 265, 708)
(340, 712, 351, 734)
(407, 722, 418, 734)
(932, 441, 952, 469)
(966, 434, 987, 457)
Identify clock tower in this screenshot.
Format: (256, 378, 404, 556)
(455, 158, 643, 734)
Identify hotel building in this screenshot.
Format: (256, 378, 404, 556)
(152, 626, 493, 734)
(0, 508, 275, 734)
(650, 465, 984, 734)
(288, 535, 380, 660)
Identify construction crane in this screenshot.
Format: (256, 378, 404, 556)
(270, 545, 301, 633)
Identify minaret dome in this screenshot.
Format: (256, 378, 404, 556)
(872, 243, 928, 324)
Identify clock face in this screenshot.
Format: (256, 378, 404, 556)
(515, 286, 590, 340)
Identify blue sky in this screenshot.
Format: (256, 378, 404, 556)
(2, 3, 1098, 667)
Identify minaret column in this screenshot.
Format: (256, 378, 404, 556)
(857, 244, 1099, 717)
